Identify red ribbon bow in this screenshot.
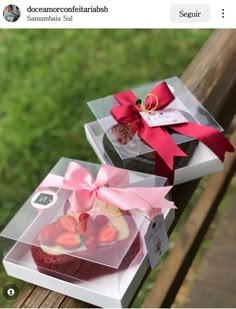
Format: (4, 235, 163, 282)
(111, 82, 234, 183)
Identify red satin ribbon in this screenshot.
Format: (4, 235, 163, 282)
(111, 82, 234, 183)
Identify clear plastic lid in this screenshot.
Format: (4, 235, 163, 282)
(87, 76, 223, 160)
(0, 158, 168, 270)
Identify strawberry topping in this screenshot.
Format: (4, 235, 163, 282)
(99, 224, 118, 243)
(57, 215, 77, 232)
(55, 232, 81, 249)
(40, 223, 63, 246)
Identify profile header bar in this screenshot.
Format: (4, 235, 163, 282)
(1, 0, 236, 28)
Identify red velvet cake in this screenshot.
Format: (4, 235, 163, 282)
(31, 200, 142, 282)
(103, 111, 199, 173)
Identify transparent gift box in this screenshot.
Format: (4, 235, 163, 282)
(85, 76, 225, 185)
(0, 158, 175, 308)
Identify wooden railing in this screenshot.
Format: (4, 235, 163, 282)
(11, 29, 236, 308)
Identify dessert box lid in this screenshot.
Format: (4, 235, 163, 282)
(0, 158, 169, 269)
(87, 76, 223, 160)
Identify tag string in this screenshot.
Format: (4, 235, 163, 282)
(140, 93, 159, 113)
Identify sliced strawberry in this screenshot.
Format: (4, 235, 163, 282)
(78, 212, 90, 223)
(55, 232, 80, 249)
(94, 215, 109, 227)
(99, 224, 118, 243)
(76, 219, 88, 236)
(84, 235, 99, 249)
(76, 216, 99, 238)
(40, 223, 63, 246)
(57, 215, 77, 232)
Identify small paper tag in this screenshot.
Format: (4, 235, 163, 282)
(140, 108, 188, 127)
(31, 190, 58, 209)
(35, 193, 54, 205)
(144, 215, 169, 269)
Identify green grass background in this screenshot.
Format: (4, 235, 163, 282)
(0, 29, 212, 307)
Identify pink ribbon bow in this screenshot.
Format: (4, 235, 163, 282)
(39, 161, 175, 220)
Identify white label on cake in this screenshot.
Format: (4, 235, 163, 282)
(144, 215, 169, 269)
(31, 190, 58, 209)
(140, 108, 188, 127)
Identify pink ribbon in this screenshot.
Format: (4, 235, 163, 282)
(39, 161, 175, 220)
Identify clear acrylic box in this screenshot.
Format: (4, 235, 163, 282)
(86, 77, 224, 185)
(0, 158, 174, 307)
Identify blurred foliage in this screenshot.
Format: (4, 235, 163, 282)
(0, 29, 212, 307)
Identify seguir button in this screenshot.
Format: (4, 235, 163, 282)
(170, 4, 210, 23)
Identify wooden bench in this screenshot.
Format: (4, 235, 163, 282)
(11, 29, 236, 308)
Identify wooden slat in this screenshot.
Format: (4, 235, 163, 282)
(58, 296, 96, 308)
(170, 28, 236, 233)
(11, 29, 236, 308)
(142, 130, 236, 308)
(184, 192, 236, 307)
(182, 29, 236, 128)
(10, 284, 36, 308)
(19, 286, 51, 308)
(38, 290, 66, 308)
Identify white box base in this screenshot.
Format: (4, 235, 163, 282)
(84, 121, 224, 185)
(3, 209, 174, 308)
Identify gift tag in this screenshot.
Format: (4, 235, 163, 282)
(140, 108, 188, 127)
(144, 215, 169, 269)
(31, 190, 58, 209)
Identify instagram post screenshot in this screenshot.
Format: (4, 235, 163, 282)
(0, 0, 235, 308)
